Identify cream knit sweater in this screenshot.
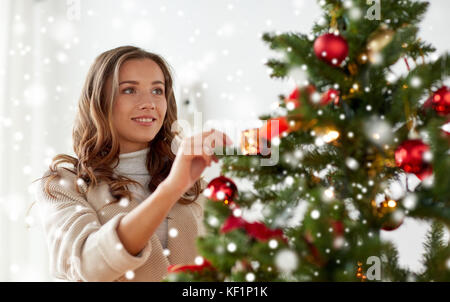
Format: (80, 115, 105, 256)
(114, 147, 168, 249)
(35, 148, 207, 282)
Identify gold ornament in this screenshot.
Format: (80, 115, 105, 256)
(371, 197, 404, 231)
(366, 26, 395, 63)
(348, 62, 359, 75)
(357, 53, 369, 64)
(288, 118, 302, 133)
(349, 83, 360, 95)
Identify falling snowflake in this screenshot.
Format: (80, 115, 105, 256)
(169, 228, 178, 238)
(194, 256, 204, 265)
(310, 209, 320, 219)
(275, 249, 298, 274)
(268, 239, 278, 249)
(245, 272, 255, 282)
(125, 270, 135, 280)
(227, 242, 237, 253)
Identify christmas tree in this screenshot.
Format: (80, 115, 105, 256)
(165, 0, 450, 282)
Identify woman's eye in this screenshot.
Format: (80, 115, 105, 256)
(122, 87, 136, 94)
(152, 88, 164, 95)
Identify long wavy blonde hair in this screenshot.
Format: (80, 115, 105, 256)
(33, 45, 202, 205)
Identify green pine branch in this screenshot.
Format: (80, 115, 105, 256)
(417, 221, 450, 281)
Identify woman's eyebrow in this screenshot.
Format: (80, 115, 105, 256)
(119, 80, 165, 85)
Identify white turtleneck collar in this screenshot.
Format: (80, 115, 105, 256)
(114, 146, 150, 176)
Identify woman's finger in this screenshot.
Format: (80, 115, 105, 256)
(203, 153, 212, 167)
(203, 129, 233, 150)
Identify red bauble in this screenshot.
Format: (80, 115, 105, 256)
(244, 221, 286, 242)
(381, 220, 403, 231)
(431, 86, 450, 115)
(314, 33, 349, 66)
(204, 176, 238, 204)
(321, 89, 340, 105)
(285, 85, 317, 109)
(220, 215, 287, 243)
(302, 233, 324, 266)
(168, 259, 215, 274)
(394, 139, 432, 180)
(330, 219, 344, 236)
(221, 215, 247, 233)
(288, 87, 300, 100)
(259, 117, 289, 141)
(285, 87, 300, 108)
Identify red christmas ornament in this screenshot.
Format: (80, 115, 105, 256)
(204, 176, 238, 204)
(245, 221, 286, 242)
(285, 85, 317, 109)
(394, 139, 432, 180)
(220, 215, 247, 233)
(431, 86, 450, 115)
(423, 95, 433, 110)
(314, 33, 349, 66)
(330, 219, 344, 236)
(302, 232, 324, 266)
(220, 215, 287, 243)
(288, 87, 300, 100)
(168, 259, 215, 274)
(285, 87, 300, 108)
(320, 89, 340, 105)
(259, 117, 289, 141)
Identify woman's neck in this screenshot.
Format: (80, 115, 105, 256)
(114, 146, 150, 175)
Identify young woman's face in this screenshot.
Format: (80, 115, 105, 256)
(107, 58, 168, 154)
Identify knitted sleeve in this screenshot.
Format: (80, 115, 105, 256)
(189, 179, 207, 237)
(34, 169, 152, 282)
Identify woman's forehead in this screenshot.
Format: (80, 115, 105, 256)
(119, 58, 165, 83)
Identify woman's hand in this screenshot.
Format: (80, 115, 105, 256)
(164, 129, 233, 195)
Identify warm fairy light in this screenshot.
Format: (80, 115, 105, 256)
(314, 127, 340, 144)
(241, 128, 260, 155)
(387, 199, 397, 208)
(324, 187, 335, 199)
(323, 130, 340, 143)
(356, 261, 367, 281)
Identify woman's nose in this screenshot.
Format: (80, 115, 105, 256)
(139, 95, 156, 110)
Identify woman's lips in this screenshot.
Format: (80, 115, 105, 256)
(132, 118, 155, 126)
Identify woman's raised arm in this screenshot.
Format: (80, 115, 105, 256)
(116, 129, 232, 256)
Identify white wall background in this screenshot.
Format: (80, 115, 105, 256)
(0, 0, 449, 281)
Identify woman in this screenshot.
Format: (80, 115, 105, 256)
(33, 45, 232, 282)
